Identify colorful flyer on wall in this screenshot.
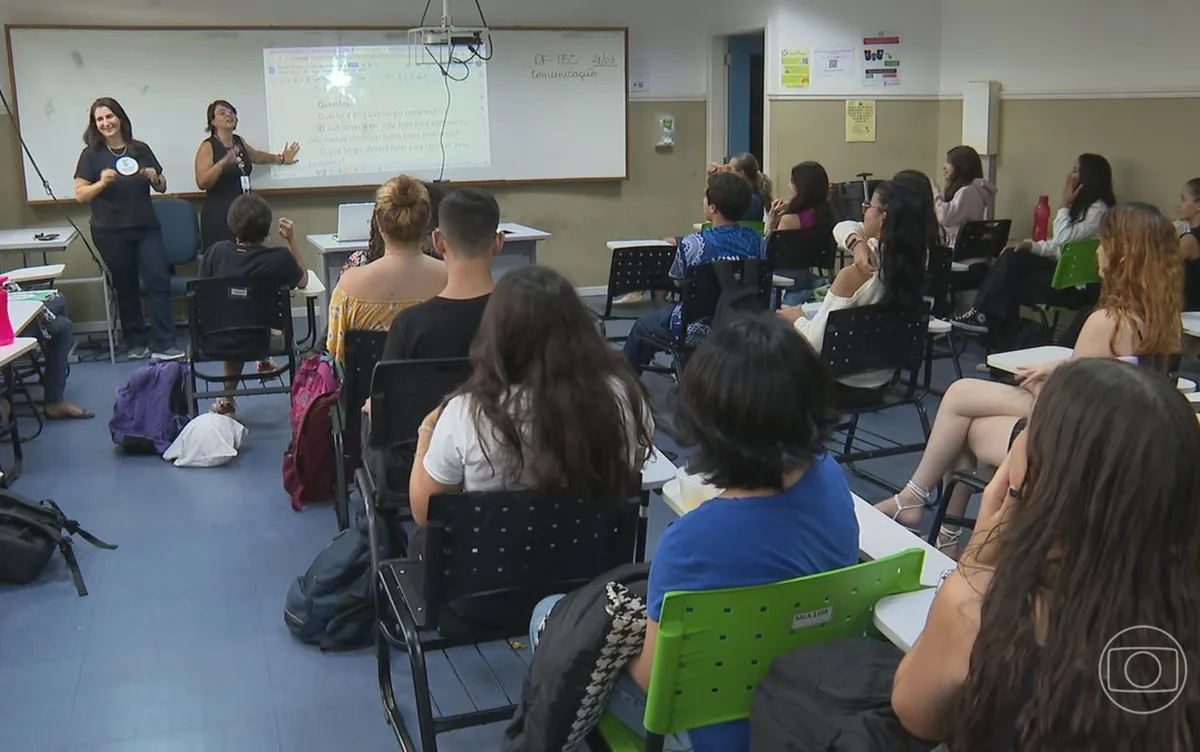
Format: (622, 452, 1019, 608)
(860, 34, 901, 88)
(780, 48, 811, 89)
(813, 49, 854, 81)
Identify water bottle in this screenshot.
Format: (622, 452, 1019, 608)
(0, 278, 14, 346)
(1032, 195, 1051, 242)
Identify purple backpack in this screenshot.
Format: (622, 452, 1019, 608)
(109, 361, 190, 454)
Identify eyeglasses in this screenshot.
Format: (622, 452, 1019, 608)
(215, 107, 237, 117)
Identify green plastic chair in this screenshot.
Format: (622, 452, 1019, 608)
(698, 220, 766, 235)
(596, 549, 926, 751)
(1036, 238, 1101, 331)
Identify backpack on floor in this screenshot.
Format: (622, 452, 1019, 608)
(283, 511, 392, 651)
(0, 490, 117, 596)
(109, 360, 190, 454)
(282, 354, 340, 510)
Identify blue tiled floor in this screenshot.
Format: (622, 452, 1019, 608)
(0, 319, 981, 751)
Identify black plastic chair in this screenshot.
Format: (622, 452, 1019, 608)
(597, 245, 678, 342)
(363, 481, 647, 752)
(923, 246, 964, 392)
(950, 219, 1011, 293)
(823, 304, 932, 493)
(641, 258, 772, 379)
(331, 330, 389, 531)
(766, 227, 836, 309)
(184, 277, 295, 416)
(361, 358, 474, 519)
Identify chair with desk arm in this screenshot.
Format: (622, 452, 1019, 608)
(765, 226, 836, 310)
(330, 330, 388, 532)
(596, 245, 678, 343)
(183, 277, 295, 417)
(823, 303, 932, 494)
(593, 549, 925, 752)
(360, 475, 648, 752)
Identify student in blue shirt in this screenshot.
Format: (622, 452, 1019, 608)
(535, 315, 857, 751)
(622, 172, 766, 371)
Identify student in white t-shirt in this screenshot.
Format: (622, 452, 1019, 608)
(408, 266, 655, 527)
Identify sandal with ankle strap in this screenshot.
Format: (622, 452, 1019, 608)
(881, 481, 930, 534)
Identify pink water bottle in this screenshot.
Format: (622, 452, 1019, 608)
(1032, 195, 1051, 242)
(0, 278, 13, 346)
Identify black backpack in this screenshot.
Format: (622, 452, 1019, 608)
(283, 510, 393, 651)
(0, 490, 117, 596)
(711, 258, 768, 331)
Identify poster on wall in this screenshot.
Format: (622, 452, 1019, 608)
(813, 49, 854, 81)
(860, 34, 902, 88)
(780, 48, 811, 89)
(630, 58, 651, 94)
(845, 100, 876, 143)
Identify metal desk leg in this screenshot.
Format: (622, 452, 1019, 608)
(103, 273, 117, 364)
(0, 363, 24, 488)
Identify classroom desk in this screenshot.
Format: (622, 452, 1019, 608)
(291, 270, 326, 352)
(0, 227, 78, 269)
(0, 337, 41, 487)
(6, 264, 66, 287)
(1183, 312, 1200, 339)
(9, 298, 45, 335)
(660, 480, 951, 650)
(307, 222, 550, 309)
(988, 346, 1196, 393)
(641, 447, 677, 491)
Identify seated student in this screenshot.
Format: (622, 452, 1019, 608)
(877, 203, 1182, 548)
(342, 181, 446, 271)
(2, 284, 93, 420)
(711, 152, 772, 222)
(530, 314, 858, 752)
(766, 160, 837, 305)
(408, 265, 653, 529)
(1176, 178, 1200, 309)
(197, 194, 306, 415)
(380, 188, 502, 364)
(622, 172, 765, 371)
(891, 358, 1199, 748)
(326, 175, 447, 362)
(952, 153, 1115, 334)
(776, 180, 929, 397)
(934, 145, 996, 250)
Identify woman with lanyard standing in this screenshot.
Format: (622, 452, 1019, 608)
(193, 99, 300, 250)
(73, 97, 181, 360)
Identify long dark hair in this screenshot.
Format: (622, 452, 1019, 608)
(786, 161, 836, 228)
(942, 145, 984, 202)
(872, 180, 928, 309)
(82, 97, 145, 156)
(459, 266, 652, 498)
(893, 169, 947, 251)
(955, 358, 1200, 750)
(1069, 153, 1116, 223)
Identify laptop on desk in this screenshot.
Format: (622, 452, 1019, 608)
(333, 203, 373, 243)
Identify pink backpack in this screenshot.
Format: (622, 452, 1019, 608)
(282, 355, 340, 511)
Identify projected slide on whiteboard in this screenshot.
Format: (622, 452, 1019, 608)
(262, 45, 492, 180)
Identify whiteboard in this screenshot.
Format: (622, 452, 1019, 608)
(6, 26, 629, 203)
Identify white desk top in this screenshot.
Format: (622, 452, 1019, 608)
(6, 264, 66, 284)
(873, 589, 935, 652)
(309, 222, 551, 255)
(0, 336, 39, 366)
(986, 345, 1072, 374)
(641, 447, 677, 491)
(0, 227, 78, 252)
(9, 299, 45, 334)
(291, 269, 325, 299)
(1183, 312, 1200, 338)
(606, 239, 673, 250)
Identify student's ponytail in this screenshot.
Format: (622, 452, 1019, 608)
(758, 172, 774, 209)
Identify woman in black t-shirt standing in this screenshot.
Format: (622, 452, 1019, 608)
(73, 97, 180, 360)
(193, 99, 299, 250)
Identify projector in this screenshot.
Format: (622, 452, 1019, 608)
(413, 27, 486, 48)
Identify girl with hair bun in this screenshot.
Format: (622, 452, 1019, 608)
(325, 175, 447, 362)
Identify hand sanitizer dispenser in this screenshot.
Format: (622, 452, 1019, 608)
(655, 115, 676, 149)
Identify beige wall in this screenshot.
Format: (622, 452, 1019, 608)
(0, 100, 708, 325)
(768, 100, 942, 194)
(936, 98, 1200, 237)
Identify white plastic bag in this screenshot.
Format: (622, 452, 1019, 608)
(162, 412, 248, 467)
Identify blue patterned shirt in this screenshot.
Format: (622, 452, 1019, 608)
(668, 224, 766, 344)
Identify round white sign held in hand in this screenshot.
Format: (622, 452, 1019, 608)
(115, 156, 138, 176)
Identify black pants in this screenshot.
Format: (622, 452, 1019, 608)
(973, 251, 1097, 328)
(91, 225, 176, 351)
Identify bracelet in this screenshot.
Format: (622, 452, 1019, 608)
(278, 153, 284, 165)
